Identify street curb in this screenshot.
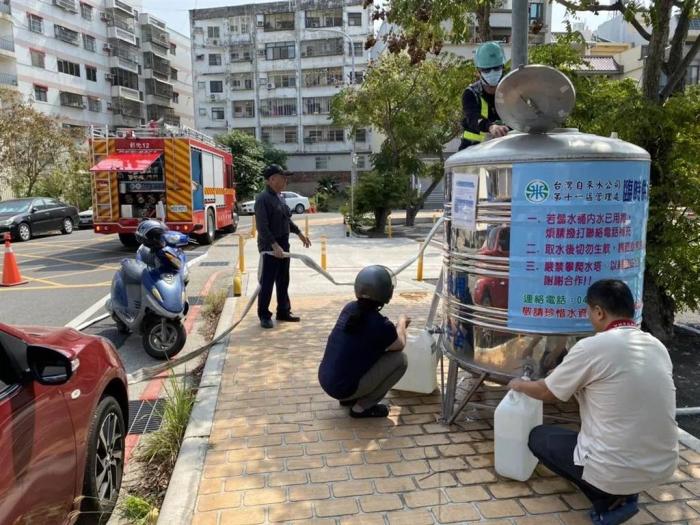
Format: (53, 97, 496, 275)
(157, 295, 238, 525)
(680, 427, 700, 453)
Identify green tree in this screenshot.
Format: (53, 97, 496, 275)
(37, 154, 92, 210)
(0, 88, 82, 197)
(332, 53, 472, 229)
(217, 130, 288, 201)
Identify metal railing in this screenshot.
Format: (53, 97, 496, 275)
(0, 72, 17, 85)
(0, 37, 14, 52)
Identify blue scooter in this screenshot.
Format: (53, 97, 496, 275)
(107, 225, 190, 359)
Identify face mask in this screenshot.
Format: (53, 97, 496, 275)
(481, 69, 503, 86)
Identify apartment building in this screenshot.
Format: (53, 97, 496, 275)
(0, 0, 194, 132)
(190, 0, 373, 188)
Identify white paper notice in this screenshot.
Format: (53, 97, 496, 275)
(451, 173, 478, 230)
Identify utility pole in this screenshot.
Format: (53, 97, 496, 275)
(511, 0, 529, 69)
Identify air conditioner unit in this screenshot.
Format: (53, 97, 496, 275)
(267, 83, 274, 90)
(257, 49, 265, 56)
(210, 94, 216, 101)
(100, 11, 108, 21)
(105, 73, 113, 81)
(256, 14, 264, 27)
(211, 39, 218, 46)
(103, 43, 112, 51)
(107, 102, 113, 110)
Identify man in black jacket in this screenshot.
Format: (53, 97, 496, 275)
(254, 164, 312, 329)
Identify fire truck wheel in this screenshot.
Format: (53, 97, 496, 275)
(118, 234, 138, 248)
(200, 209, 215, 245)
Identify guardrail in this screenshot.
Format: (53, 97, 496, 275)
(0, 73, 17, 86)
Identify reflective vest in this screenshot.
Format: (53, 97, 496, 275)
(462, 95, 489, 143)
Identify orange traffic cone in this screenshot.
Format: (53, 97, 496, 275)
(1, 233, 27, 287)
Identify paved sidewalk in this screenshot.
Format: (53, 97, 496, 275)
(191, 290, 700, 525)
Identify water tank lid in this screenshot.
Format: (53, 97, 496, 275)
(495, 65, 576, 134)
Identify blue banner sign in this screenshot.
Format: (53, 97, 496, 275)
(507, 161, 650, 332)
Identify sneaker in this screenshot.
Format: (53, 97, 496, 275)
(276, 313, 301, 322)
(260, 318, 274, 329)
(590, 499, 639, 525)
(349, 404, 390, 418)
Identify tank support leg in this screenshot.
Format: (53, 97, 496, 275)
(443, 369, 488, 426)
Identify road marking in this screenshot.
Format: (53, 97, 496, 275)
(0, 282, 112, 292)
(41, 266, 119, 280)
(15, 252, 122, 270)
(24, 275, 64, 286)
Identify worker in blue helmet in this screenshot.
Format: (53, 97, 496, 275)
(459, 41, 510, 150)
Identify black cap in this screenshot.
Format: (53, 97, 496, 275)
(263, 164, 291, 179)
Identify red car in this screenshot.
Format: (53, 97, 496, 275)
(0, 324, 128, 525)
(474, 225, 510, 308)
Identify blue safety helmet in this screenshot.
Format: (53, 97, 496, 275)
(135, 219, 167, 249)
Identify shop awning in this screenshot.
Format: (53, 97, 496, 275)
(89, 152, 162, 173)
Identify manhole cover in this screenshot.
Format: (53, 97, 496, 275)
(128, 399, 166, 435)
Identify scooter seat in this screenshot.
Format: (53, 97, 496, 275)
(121, 259, 147, 285)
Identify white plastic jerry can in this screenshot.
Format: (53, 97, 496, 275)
(494, 387, 543, 481)
(393, 329, 438, 394)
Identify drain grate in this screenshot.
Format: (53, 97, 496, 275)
(217, 243, 237, 247)
(188, 295, 203, 306)
(200, 261, 230, 267)
(128, 399, 166, 435)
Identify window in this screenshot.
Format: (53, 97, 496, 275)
(268, 71, 296, 88)
(87, 96, 101, 112)
(198, 107, 207, 116)
(348, 12, 362, 26)
(305, 126, 345, 143)
(229, 15, 249, 34)
(172, 92, 179, 103)
(328, 128, 345, 142)
(33, 85, 47, 102)
(27, 14, 43, 34)
(264, 12, 294, 31)
(355, 128, 367, 143)
(57, 59, 80, 77)
(207, 26, 220, 38)
(305, 9, 342, 28)
(303, 67, 343, 87)
(233, 100, 254, 118)
(259, 98, 297, 117)
(59, 91, 84, 108)
(349, 42, 363, 57)
(83, 34, 96, 52)
(30, 50, 45, 68)
(86, 65, 97, 81)
(315, 156, 329, 169)
(285, 128, 297, 143)
(196, 54, 204, 61)
(303, 96, 332, 114)
(169, 43, 176, 55)
(261, 126, 297, 143)
(211, 107, 225, 120)
(231, 73, 253, 90)
(197, 81, 206, 90)
(209, 54, 222, 66)
(528, 2, 543, 23)
(354, 70, 365, 84)
(301, 38, 343, 58)
(266, 41, 295, 60)
(170, 68, 178, 81)
(687, 65, 699, 85)
(80, 2, 93, 20)
(357, 155, 367, 169)
(210, 80, 223, 93)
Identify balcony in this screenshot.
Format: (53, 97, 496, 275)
(109, 55, 138, 74)
(55, 25, 80, 46)
(142, 41, 168, 59)
(107, 26, 137, 46)
(0, 1, 11, 16)
(53, 0, 78, 13)
(142, 25, 170, 49)
(229, 34, 251, 45)
(0, 72, 17, 86)
(144, 52, 171, 78)
(106, 0, 135, 17)
(106, 15, 136, 35)
(145, 78, 173, 101)
(147, 104, 179, 126)
(60, 91, 85, 109)
(112, 97, 143, 119)
(111, 85, 140, 102)
(0, 37, 14, 55)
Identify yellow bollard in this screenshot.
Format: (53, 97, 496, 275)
(238, 235, 245, 274)
(416, 246, 424, 282)
(387, 214, 392, 239)
(250, 215, 257, 238)
(304, 214, 309, 238)
(232, 271, 242, 296)
(320, 236, 327, 271)
(432, 213, 437, 224)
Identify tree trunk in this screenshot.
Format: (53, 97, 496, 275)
(374, 208, 390, 233)
(405, 205, 419, 226)
(641, 269, 676, 342)
(476, 3, 492, 42)
(641, 0, 673, 100)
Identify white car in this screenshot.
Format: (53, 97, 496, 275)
(240, 192, 310, 215)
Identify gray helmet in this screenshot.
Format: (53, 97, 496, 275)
(354, 265, 396, 304)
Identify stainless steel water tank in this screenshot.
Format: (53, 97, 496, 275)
(441, 66, 651, 383)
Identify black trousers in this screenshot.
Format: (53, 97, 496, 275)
(257, 237, 291, 320)
(528, 425, 635, 514)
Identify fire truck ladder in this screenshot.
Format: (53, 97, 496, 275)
(89, 125, 114, 221)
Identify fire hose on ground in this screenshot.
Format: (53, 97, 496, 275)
(73, 217, 700, 418)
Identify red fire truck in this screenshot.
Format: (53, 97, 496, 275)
(88, 125, 237, 246)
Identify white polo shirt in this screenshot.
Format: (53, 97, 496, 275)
(545, 326, 678, 495)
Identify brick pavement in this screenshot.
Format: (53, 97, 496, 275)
(192, 292, 700, 525)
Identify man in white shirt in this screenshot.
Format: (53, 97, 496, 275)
(508, 279, 678, 525)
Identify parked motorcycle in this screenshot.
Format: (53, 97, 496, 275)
(106, 220, 190, 359)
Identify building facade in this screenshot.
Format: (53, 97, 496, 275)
(0, 0, 194, 132)
(190, 0, 373, 188)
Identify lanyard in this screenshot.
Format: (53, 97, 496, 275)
(604, 319, 638, 331)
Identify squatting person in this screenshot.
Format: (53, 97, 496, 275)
(508, 279, 678, 525)
(318, 265, 409, 418)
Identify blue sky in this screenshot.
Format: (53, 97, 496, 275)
(139, 0, 614, 38)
